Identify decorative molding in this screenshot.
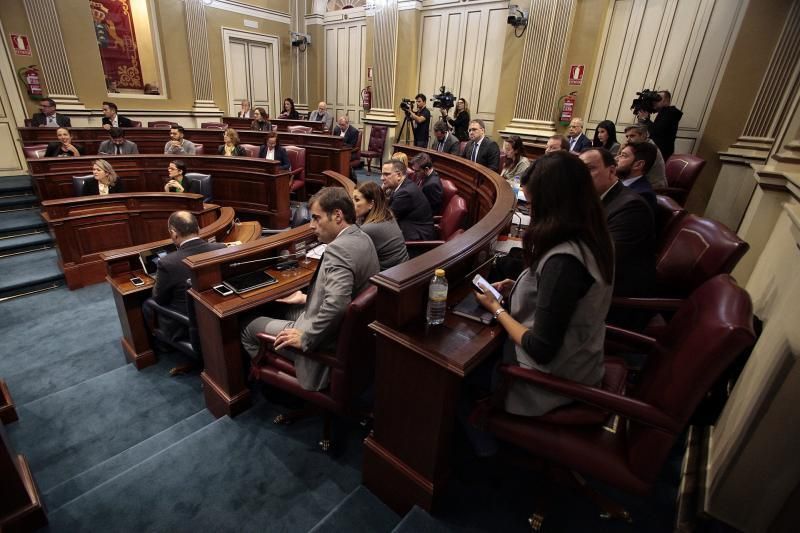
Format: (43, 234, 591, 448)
(372, 0, 399, 111)
(204, 0, 291, 24)
(325, 6, 368, 22)
(23, 0, 85, 109)
(185, 0, 220, 112)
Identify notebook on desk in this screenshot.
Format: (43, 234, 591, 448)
(452, 292, 494, 325)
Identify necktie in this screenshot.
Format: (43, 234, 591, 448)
(116, 145, 121, 155)
(438, 141, 443, 151)
(472, 143, 478, 162)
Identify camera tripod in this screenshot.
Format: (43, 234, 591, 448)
(395, 112, 415, 144)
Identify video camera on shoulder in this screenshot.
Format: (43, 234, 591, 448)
(630, 89, 662, 115)
(431, 86, 455, 111)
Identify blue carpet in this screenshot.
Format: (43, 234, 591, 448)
(0, 208, 47, 235)
(0, 231, 52, 256)
(310, 485, 399, 533)
(0, 174, 33, 193)
(0, 284, 125, 404)
(0, 193, 38, 209)
(392, 506, 451, 533)
(45, 399, 367, 532)
(0, 247, 63, 293)
(6, 356, 205, 492)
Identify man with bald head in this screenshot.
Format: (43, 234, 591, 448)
(567, 117, 592, 153)
(150, 211, 226, 343)
(309, 101, 334, 131)
(333, 115, 360, 160)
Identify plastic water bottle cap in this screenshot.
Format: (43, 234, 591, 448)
(435, 268, 445, 277)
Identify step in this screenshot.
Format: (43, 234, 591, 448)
(0, 231, 52, 258)
(0, 193, 38, 211)
(0, 208, 47, 238)
(0, 247, 64, 300)
(392, 506, 452, 533)
(46, 399, 365, 532)
(309, 485, 400, 533)
(0, 283, 126, 406)
(45, 409, 216, 512)
(0, 175, 33, 194)
(6, 357, 206, 493)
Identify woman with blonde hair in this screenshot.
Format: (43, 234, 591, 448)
(86, 159, 123, 195)
(353, 181, 409, 270)
(217, 128, 246, 156)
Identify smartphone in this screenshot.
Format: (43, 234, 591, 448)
(472, 274, 503, 303)
(213, 284, 234, 297)
(130, 276, 145, 287)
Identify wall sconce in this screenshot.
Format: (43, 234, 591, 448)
(507, 5, 529, 37)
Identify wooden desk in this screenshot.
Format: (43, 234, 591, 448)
(101, 212, 258, 368)
(20, 127, 350, 193)
(222, 117, 327, 133)
(361, 145, 515, 514)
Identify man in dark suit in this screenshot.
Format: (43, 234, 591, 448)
(98, 127, 139, 155)
(567, 117, 592, 153)
(30, 98, 71, 127)
(581, 148, 656, 330)
(151, 211, 226, 343)
(430, 121, 460, 155)
(241, 187, 380, 390)
(333, 115, 359, 160)
(101, 101, 134, 129)
(461, 119, 500, 172)
(615, 141, 658, 213)
(257, 131, 291, 170)
(381, 159, 437, 241)
(410, 152, 444, 214)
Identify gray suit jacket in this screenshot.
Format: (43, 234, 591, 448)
(309, 110, 334, 131)
(430, 132, 460, 155)
(292, 225, 380, 390)
(98, 139, 139, 155)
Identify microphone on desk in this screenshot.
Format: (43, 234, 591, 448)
(228, 242, 320, 268)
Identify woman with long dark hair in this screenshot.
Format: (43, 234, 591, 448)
(250, 107, 272, 131)
(445, 98, 470, 141)
(353, 181, 409, 270)
(500, 135, 530, 183)
(474, 151, 614, 417)
(278, 97, 300, 120)
(592, 119, 620, 155)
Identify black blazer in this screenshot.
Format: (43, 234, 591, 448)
(152, 238, 227, 341)
(447, 112, 470, 142)
(258, 144, 291, 170)
(102, 115, 134, 128)
(217, 144, 247, 156)
(333, 125, 359, 147)
(388, 179, 436, 241)
(461, 138, 500, 172)
(625, 176, 657, 214)
(31, 112, 71, 127)
(81, 179, 124, 196)
(645, 106, 683, 160)
(45, 142, 85, 157)
(419, 170, 444, 214)
(168, 177, 201, 194)
(568, 134, 592, 153)
(251, 120, 272, 132)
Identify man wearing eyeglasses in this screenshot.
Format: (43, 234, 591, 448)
(461, 119, 500, 172)
(31, 98, 72, 128)
(381, 159, 436, 241)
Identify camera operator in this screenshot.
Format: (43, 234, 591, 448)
(442, 97, 470, 141)
(407, 93, 431, 148)
(637, 90, 683, 160)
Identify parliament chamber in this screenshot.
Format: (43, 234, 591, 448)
(1, 0, 799, 532)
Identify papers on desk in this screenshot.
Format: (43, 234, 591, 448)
(493, 236, 523, 254)
(512, 210, 530, 228)
(307, 243, 326, 259)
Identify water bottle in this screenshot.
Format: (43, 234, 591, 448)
(512, 175, 520, 201)
(426, 268, 448, 326)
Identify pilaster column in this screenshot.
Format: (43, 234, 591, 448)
(291, 0, 309, 114)
(705, 1, 800, 228)
(184, 0, 220, 116)
(363, 0, 400, 159)
(23, 0, 85, 111)
(499, 0, 576, 142)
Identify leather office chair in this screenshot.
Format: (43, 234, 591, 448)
(184, 172, 212, 202)
(143, 292, 204, 375)
(148, 121, 176, 128)
(360, 125, 388, 174)
(478, 274, 755, 527)
(283, 145, 307, 201)
(405, 193, 467, 252)
(654, 194, 686, 244)
(23, 144, 48, 159)
(201, 122, 226, 130)
(128, 120, 142, 128)
(250, 285, 378, 451)
(440, 178, 458, 216)
(350, 129, 364, 166)
(287, 125, 312, 134)
(72, 175, 94, 197)
(240, 144, 260, 157)
(24, 118, 34, 127)
(459, 141, 469, 156)
(656, 154, 706, 206)
(193, 144, 204, 155)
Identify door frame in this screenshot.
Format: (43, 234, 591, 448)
(0, 18, 31, 175)
(221, 28, 281, 117)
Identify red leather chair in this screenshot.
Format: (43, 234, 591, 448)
(250, 286, 378, 451)
(128, 120, 142, 128)
(479, 274, 755, 523)
(459, 141, 468, 157)
(283, 145, 307, 201)
(350, 129, 364, 168)
(201, 122, 227, 130)
(440, 178, 458, 215)
(287, 125, 312, 134)
(23, 144, 48, 159)
(193, 144, 204, 155)
(148, 121, 176, 128)
(654, 194, 686, 244)
(240, 143, 260, 158)
(360, 125, 388, 174)
(656, 154, 706, 206)
(405, 193, 467, 252)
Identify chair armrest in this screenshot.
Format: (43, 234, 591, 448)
(654, 186, 686, 196)
(498, 364, 681, 434)
(605, 324, 657, 352)
(143, 299, 190, 327)
(288, 167, 304, 179)
(611, 296, 684, 312)
(256, 332, 342, 368)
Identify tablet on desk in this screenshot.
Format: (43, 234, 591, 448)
(222, 270, 279, 294)
(138, 246, 175, 277)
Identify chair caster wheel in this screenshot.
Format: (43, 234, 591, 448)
(529, 512, 544, 532)
(273, 414, 292, 425)
(319, 439, 331, 452)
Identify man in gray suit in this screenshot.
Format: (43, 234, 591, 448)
(430, 121, 460, 155)
(241, 187, 380, 391)
(98, 128, 140, 155)
(308, 101, 334, 131)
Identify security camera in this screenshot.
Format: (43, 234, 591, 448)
(290, 32, 311, 47)
(507, 5, 528, 28)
